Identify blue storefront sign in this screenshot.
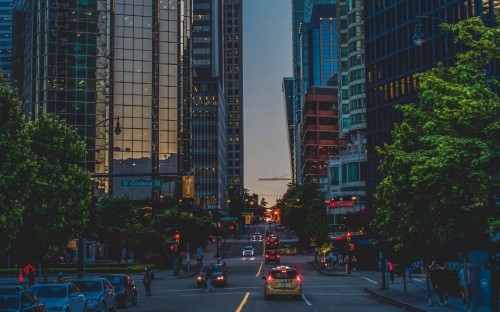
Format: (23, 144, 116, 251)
(470, 269, 491, 312)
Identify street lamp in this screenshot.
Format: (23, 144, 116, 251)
(412, 16, 448, 46)
(94, 116, 121, 136)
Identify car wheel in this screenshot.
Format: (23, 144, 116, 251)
(66, 307, 70, 312)
(110, 301, 117, 312)
(132, 294, 138, 306)
(123, 296, 129, 309)
(99, 303, 106, 312)
(83, 304, 88, 312)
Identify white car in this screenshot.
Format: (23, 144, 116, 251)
(31, 283, 88, 312)
(242, 246, 255, 256)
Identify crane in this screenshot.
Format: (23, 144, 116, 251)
(258, 175, 291, 181)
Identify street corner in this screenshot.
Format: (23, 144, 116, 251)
(308, 260, 351, 276)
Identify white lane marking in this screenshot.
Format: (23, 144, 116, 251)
(302, 294, 312, 306)
(360, 276, 378, 284)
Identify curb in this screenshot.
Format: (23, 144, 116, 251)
(308, 261, 354, 276)
(363, 287, 427, 312)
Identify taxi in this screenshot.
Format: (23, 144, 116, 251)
(278, 244, 297, 255)
(262, 266, 302, 300)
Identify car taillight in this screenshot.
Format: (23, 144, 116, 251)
(296, 275, 301, 283)
(265, 254, 269, 258)
(267, 275, 273, 282)
(276, 254, 280, 258)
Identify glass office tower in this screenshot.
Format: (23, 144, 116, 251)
(364, 1, 499, 207)
(111, 0, 193, 200)
(13, 0, 106, 176)
(0, 0, 12, 84)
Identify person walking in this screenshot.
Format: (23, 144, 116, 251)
(434, 264, 449, 306)
(351, 255, 357, 272)
(205, 264, 214, 292)
(143, 266, 152, 296)
(388, 261, 395, 284)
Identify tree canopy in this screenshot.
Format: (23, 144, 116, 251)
(371, 17, 499, 261)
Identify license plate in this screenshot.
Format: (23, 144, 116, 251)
(281, 282, 288, 287)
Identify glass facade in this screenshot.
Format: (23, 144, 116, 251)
(13, 0, 104, 174)
(364, 0, 499, 206)
(0, 0, 12, 84)
(111, 0, 192, 200)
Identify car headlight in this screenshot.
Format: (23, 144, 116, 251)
(216, 276, 224, 280)
(197, 276, 203, 281)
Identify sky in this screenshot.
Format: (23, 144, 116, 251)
(242, 0, 293, 205)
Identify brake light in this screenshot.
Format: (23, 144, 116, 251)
(265, 254, 269, 258)
(267, 275, 273, 282)
(276, 254, 280, 258)
(296, 275, 301, 283)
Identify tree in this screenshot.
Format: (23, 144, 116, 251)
(10, 115, 93, 279)
(278, 182, 327, 250)
(371, 16, 499, 304)
(0, 84, 34, 256)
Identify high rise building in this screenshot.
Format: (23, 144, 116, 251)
(364, 1, 498, 207)
(282, 77, 295, 178)
(326, 0, 366, 217)
(0, 0, 12, 84)
(13, 0, 193, 200)
(299, 3, 343, 188)
(223, 0, 244, 211)
(192, 0, 228, 210)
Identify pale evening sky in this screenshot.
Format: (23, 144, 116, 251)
(243, 0, 293, 205)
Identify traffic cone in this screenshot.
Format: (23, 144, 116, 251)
(18, 269, 23, 283)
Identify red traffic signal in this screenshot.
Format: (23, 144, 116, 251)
(273, 210, 279, 216)
(169, 244, 178, 252)
(230, 226, 234, 230)
(346, 232, 351, 241)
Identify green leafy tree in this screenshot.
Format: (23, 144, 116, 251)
(371, 17, 499, 304)
(10, 115, 93, 279)
(278, 182, 327, 249)
(0, 84, 34, 256)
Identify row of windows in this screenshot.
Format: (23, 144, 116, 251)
(348, 54, 364, 67)
(350, 112, 366, 126)
(193, 26, 210, 32)
(348, 39, 364, 54)
(347, 25, 363, 39)
(349, 83, 365, 97)
(330, 161, 366, 186)
(347, 10, 363, 25)
(350, 98, 366, 111)
(224, 35, 239, 41)
(349, 68, 365, 81)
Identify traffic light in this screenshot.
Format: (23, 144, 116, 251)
(174, 232, 181, 244)
(346, 232, 351, 242)
(169, 244, 178, 252)
(349, 244, 355, 251)
(230, 225, 234, 230)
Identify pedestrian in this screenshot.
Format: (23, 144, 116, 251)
(388, 261, 395, 284)
(406, 265, 413, 283)
(57, 271, 64, 283)
(27, 267, 36, 287)
(345, 255, 352, 274)
(351, 255, 357, 272)
(205, 264, 214, 292)
(434, 263, 449, 306)
(458, 265, 471, 306)
(143, 266, 152, 296)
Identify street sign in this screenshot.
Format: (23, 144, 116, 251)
(120, 179, 164, 187)
(220, 216, 239, 221)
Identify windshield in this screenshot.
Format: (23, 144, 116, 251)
(31, 286, 66, 298)
(244, 247, 253, 251)
(74, 281, 102, 292)
(270, 270, 297, 279)
(102, 276, 125, 286)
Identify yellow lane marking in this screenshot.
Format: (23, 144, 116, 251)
(256, 262, 264, 277)
(235, 292, 250, 312)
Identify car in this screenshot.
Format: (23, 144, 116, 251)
(242, 246, 254, 256)
(264, 250, 280, 264)
(267, 220, 274, 224)
(250, 232, 263, 241)
(73, 278, 116, 312)
(101, 275, 137, 309)
(262, 266, 302, 300)
(0, 285, 46, 312)
(196, 263, 228, 288)
(30, 283, 87, 312)
(278, 245, 297, 255)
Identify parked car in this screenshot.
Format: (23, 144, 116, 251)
(0, 285, 46, 312)
(101, 275, 137, 309)
(30, 283, 87, 312)
(196, 263, 228, 287)
(73, 278, 115, 312)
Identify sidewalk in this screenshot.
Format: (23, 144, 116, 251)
(309, 260, 468, 312)
(174, 242, 219, 279)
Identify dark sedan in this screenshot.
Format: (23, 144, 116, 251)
(0, 285, 46, 312)
(101, 275, 137, 309)
(196, 263, 228, 287)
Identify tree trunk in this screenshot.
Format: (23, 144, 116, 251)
(462, 252, 471, 310)
(403, 268, 407, 299)
(41, 260, 48, 283)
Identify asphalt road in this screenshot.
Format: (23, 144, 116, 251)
(123, 224, 405, 312)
